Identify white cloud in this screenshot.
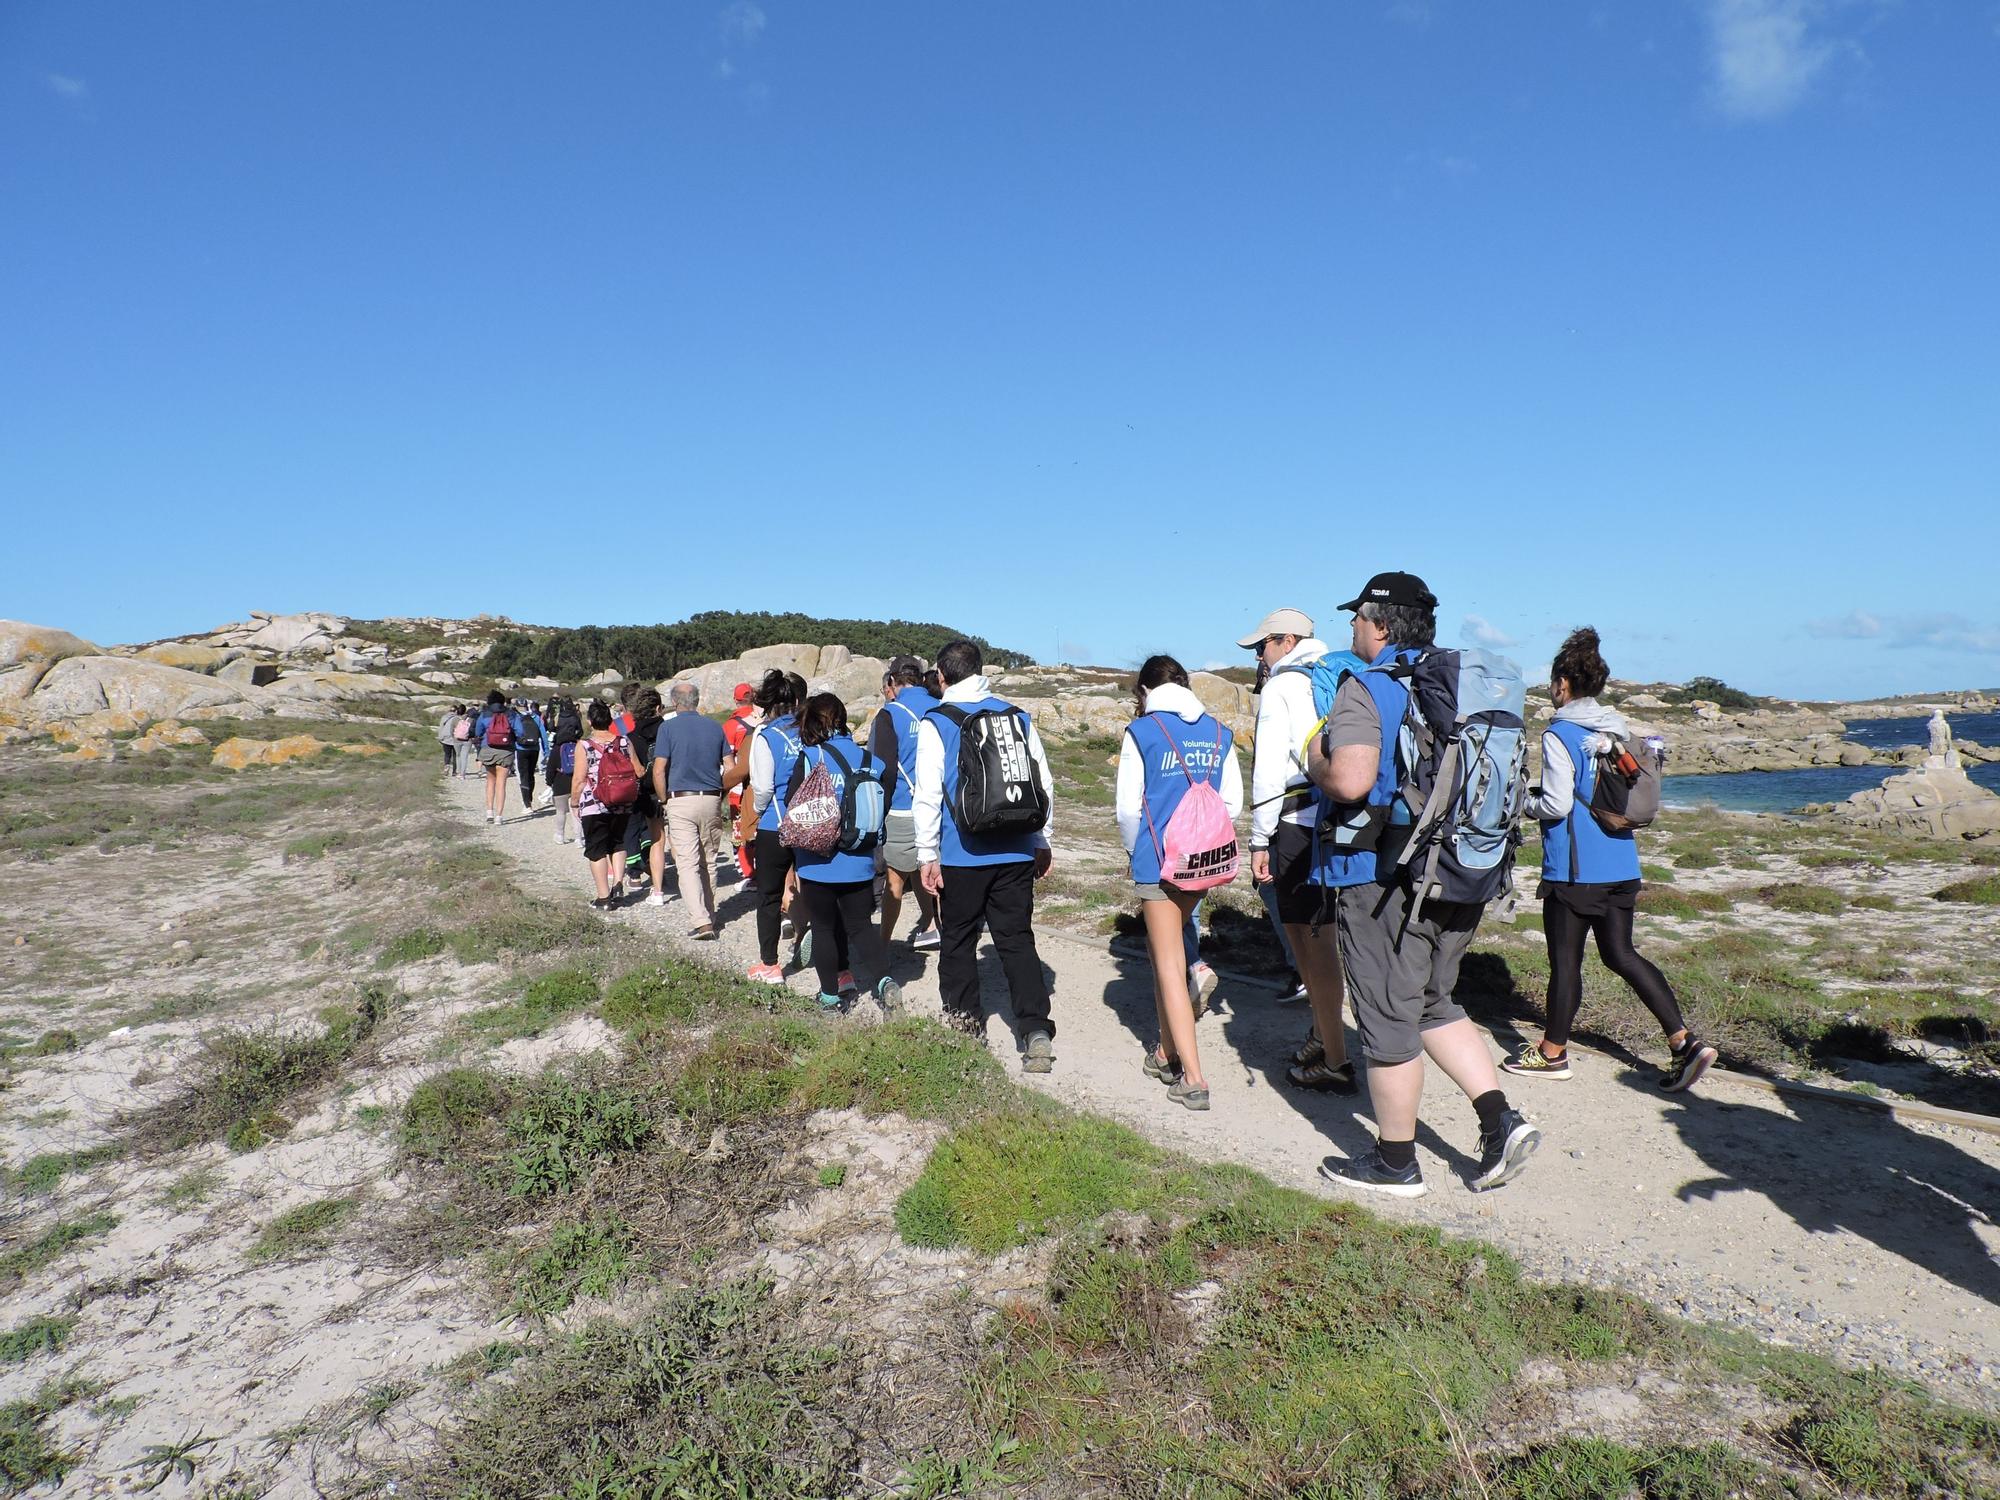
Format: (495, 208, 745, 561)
(47, 73, 88, 101)
(1459, 614, 1520, 649)
(1806, 609, 1884, 639)
(719, 0, 766, 49)
(1705, 0, 1836, 120)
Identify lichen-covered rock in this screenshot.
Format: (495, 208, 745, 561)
(136, 643, 240, 674)
(131, 720, 210, 754)
(28, 656, 261, 723)
(0, 620, 101, 704)
(259, 670, 430, 703)
(211, 734, 331, 770)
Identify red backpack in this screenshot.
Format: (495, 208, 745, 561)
(484, 712, 515, 749)
(589, 736, 640, 807)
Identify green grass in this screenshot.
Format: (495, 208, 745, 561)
(0, 1395, 74, 1490)
(511, 1218, 631, 1315)
(8, 1143, 120, 1194)
(505, 1075, 653, 1196)
(0, 1212, 117, 1285)
(600, 956, 777, 1033)
(1635, 885, 1735, 919)
(1040, 732, 1120, 809)
(668, 1017, 821, 1126)
(1758, 881, 1847, 915)
(247, 1197, 355, 1261)
(471, 966, 600, 1039)
(402, 1066, 512, 1164)
(0, 1316, 74, 1365)
(1934, 872, 2000, 905)
(161, 1167, 223, 1210)
(1488, 1438, 1775, 1499)
(793, 1020, 1003, 1121)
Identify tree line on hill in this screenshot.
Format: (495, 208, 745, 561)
(482, 611, 1032, 685)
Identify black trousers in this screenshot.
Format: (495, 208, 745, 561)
(1542, 892, 1685, 1047)
(797, 878, 882, 996)
(517, 746, 539, 807)
(754, 829, 797, 965)
(938, 860, 1052, 1040)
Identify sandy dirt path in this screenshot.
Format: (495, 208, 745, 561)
(457, 776, 2000, 1407)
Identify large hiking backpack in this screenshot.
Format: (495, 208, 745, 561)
(1382, 648, 1530, 916)
(484, 713, 515, 750)
(589, 736, 640, 808)
(1584, 732, 1665, 835)
(782, 744, 885, 856)
(934, 704, 1050, 838)
(1141, 714, 1240, 891)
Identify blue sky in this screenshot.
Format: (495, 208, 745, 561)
(4, 1, 1996, 700)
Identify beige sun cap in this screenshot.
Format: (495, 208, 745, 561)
(1235, 607, 1314, 650)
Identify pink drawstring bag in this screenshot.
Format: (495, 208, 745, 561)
(1142, 714, 1240, 891)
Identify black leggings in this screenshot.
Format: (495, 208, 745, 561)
(1542, 896, 1685, 1048)
(797, 879, 881, 996)
(754, 830, 796, 965)
(517, 748, 538, 807)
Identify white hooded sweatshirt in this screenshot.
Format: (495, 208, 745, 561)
(1115, 681, 1246, 856)
(1249, 637, 1328, 848)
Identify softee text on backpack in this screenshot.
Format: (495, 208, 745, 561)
(934, 704, 1049, 837)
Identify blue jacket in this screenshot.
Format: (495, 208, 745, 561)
(1540, 719, 1642, 884)
(791, 735, 877, 884)
(1125, 711, 1234, 885)
(880, 688, 940, 812)
(473, 709, 531, 751)
(755, 715, 805, 834)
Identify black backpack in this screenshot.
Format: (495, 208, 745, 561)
(933, 703, 1050, 838)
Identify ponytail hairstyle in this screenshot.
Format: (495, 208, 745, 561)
(797, 692, 850, 747)
(753, 669, 803, 718)
(1131, 654, 1190, 717)
(1551, 627, 1610, 699)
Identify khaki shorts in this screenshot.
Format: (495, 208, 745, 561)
(478, 745, 515, 769)
(881, 810, 920, 875)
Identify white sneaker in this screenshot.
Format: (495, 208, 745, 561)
(645, 891, 667, 907)
(554, 830, 566, 844)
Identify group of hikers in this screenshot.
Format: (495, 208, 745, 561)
(444, 571, 1719, 1199)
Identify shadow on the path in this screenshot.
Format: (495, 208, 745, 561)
(1614, 1068, 2000, 1310)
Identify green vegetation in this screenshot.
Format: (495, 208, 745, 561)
(160, 1167, 223, 1210)
(1041, 731, 1120, 808)
(1934, 872, 2000, 905)
(816, 1163, 846, 1188)
(1635, 885, 1735, 919)
(8, 1143, 120, 1194)
(1759, 882, 1847, 915)
(0, 1385, 78, 1491)
(121, 984, 395, 1155)
(0, 1212, 117, 1286)
(511, 1218, 631, 1315)
(0, 1316, 74, 1365)
(248, 1198, 356, 1262)
(504, 1075, 653, 1196)
(1663, 676, 1764, 710)
(483, 609, 1029, 685)
(471, 966, 600, 1039)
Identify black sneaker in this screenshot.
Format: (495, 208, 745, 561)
(1278, 969, 1308, 1003)
(1470, 1110, 1541, 1192)
(1319, 1149, 1426, 1198)
(1661, 1035, 1718, 1092)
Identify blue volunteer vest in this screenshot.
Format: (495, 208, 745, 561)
(1310, 646, 1419, 891)
(1125, 712, 1234, 885)
(883, 688, 940, 812)
(755, 716, 805, 833)
(793, 735, 876, 884)
(927, 695, 1038, 867)
(1540, 720, 1642, 885)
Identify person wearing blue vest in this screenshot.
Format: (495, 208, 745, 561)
(1304, 571, 1539, 1198)
(1115, 656, 1244, 1111)
(868, 655, 942, 951)
(914, 639, 1059, 1071)
(472, 690, 533, 826)
(789, 693, 904, 1016)
(743, 670, 810, 985)
(1507, 628, 1718, 1092)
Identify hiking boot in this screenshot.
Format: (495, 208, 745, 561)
(1286, 1058, 1358, 1094)
(1661, 1035, 1719, 1093)
(1167, 1078, 1210, 1112)
(837, 970, 857, 996)
(1022, 1031, 1055, 1074)
(875, 978, 903, 1017)
(1188, 962, 1219, 1018)
(910, 926, 941, 951)
(941, 1009, 985, 1040)
(1470, 1110, 1541, 1192)
(1291, 1028, 1323, 1068)
(1502, 1045, 1572, 1081)
(1277, 969, 1308, 1003)
(1141, 1047, 1182, 1085)
(746, 963, 785, 986)
(1320, 1150, 1427, 1198)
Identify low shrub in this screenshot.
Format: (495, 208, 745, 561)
(794, 1020, 1002, 1122)
(1758, 883, 1846, 916)
(512, 1219, 631, 1315)
(1934, 873, 2000, 905)
(505, 1075, 652, 1196)
(248, 1198, 355, 1262)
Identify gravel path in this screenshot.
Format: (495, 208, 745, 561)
(454, 775, 2000, 1409)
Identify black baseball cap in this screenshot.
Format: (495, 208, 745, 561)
(1337, 571, 1438, 612)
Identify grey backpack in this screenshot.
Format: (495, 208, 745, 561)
(1585, 734, 1665, 834)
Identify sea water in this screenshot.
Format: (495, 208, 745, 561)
(1660, 710, 2000, 814)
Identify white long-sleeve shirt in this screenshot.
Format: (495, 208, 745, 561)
(1249, 637, 1328, 848)
(1115, 682, 1245, 854)
(912, 674, 1054, 864)
(1523, 698, 1628, 822)
(748, 718, 793, 814)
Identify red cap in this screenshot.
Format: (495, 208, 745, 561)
(733, 682, 754, 703)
